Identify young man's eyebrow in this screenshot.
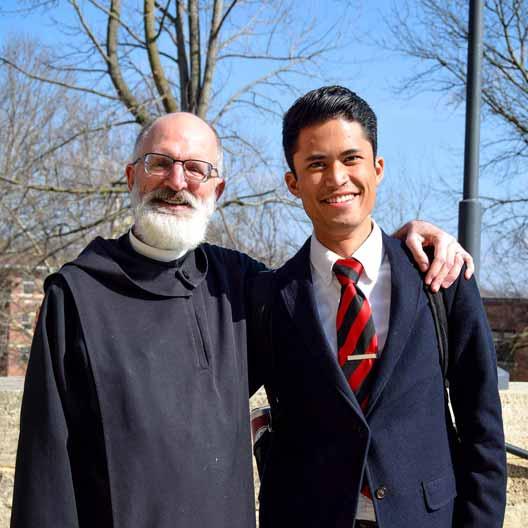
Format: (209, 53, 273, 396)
(340, 148, 362, 156)
(302, 148, 365, 164)
(304, 153, 327, 162)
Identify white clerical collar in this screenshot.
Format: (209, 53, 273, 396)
(129, 228, 188, 262)
(310, 220, 385, 286)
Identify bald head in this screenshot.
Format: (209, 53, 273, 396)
(132, 112, 223, 176)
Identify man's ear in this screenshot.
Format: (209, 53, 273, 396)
(215, 178, 226, 200)
(125, 164, 135, 191)
(375, 156, 385, 186)
(284, 171, 300, 197)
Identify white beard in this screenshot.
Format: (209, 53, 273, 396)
(130, 184, 216, 253)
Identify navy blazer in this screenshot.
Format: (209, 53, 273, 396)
(249, 232, 506, 528)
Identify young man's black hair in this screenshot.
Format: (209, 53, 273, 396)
(282, 85, 378, 173)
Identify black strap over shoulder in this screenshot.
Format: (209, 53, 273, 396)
(425, 288, 449, 384)
(420, 246, 450, 384)
(424, 282, 464, 454)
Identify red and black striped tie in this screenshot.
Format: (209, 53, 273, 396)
(333, 258, 379, 412)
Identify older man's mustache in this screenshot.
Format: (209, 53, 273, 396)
(143, 188, 200, 209)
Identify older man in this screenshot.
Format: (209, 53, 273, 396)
(11, 112, 471, 528)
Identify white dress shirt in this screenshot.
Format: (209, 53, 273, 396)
(310, 219, 392, 522)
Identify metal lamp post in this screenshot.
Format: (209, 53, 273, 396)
(459, 0, 509, 390)
(458, 0, 483, 277)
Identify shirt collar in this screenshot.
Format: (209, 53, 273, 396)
(310, 220, 385, 286)
(129, 228, 188, 262)
(121, 232, 207, 295)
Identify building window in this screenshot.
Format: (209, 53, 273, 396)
(17, 346, 31, 364)
(22, 281, 35, 295)
(21, 313, 33, 330)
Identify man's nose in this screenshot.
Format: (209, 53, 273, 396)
(326, 161, 349, 186)
(164, 161, 188, 190)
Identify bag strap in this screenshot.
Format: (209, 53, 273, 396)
(425, 288, 449, 386)
(424, 285, 462, 449)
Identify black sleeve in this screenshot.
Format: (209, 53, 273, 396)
(234, 251, 269, 396)
(10, 278, 105, 528)
(246, 271, 275, 397)
(445, 273, 507, 527)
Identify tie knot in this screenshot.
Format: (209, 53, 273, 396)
(333, 258, 363, 285)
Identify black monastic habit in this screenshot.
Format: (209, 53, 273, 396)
(11, 234, 264, 528)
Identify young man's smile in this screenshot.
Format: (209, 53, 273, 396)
(321, 191, 361, 206)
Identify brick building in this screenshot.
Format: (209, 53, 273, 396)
(1, 269, 527, 380)
(0, 267, 45, 376)
(483, 297, 528, 381)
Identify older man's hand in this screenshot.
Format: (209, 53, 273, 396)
(393, 220, 474, 292)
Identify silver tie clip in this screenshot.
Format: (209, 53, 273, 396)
(347, 353, 377, 361)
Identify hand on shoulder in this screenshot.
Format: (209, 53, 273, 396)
(393, 220, 474, 292)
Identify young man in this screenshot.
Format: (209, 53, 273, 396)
(249, 86, 506, 528)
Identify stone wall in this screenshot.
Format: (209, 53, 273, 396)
(1, 380, 527, 527)
(0, 377, 23, 527)
(499, 384, 528, 527)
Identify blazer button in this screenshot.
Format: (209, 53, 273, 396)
(375, 486, 387, 500)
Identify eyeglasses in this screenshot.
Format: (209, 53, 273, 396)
(132, 152, 219, 183)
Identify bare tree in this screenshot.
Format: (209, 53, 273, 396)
(1, 0, 340, 164)
(0, 0, 346, 267)
(384, 0, 528, 291)
(0, 38, 133, 268)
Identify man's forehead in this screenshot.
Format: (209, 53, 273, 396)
(300, 118, 365, 136)
(297, 120, 368, 147)
(149, 117, 213, 139)
(141, 120, 216, 151)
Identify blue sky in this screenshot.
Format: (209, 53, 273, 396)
(0, 0, 514, 289)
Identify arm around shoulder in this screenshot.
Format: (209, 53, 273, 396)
(246, 270, 275, 397)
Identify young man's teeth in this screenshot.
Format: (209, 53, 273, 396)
(326, 194, 356, 204)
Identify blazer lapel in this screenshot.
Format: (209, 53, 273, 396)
(278, 238, 365, 417)
(365, 233, 423, 417)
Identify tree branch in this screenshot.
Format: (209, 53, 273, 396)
(188, 0, 201, 113)
(198, 0, 223, 117)
(106, 0, 151, 123)
(0, 57, 119, 101)
(174, 0, 191, 110)
(144, 0, 179, 113)
(0, 175, 128, 195)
